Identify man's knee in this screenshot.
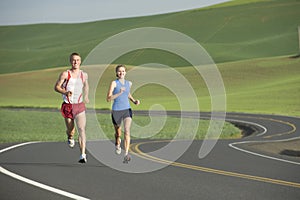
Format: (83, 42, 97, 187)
(66, 129, 75, 137)
(77, 126, 85, 134)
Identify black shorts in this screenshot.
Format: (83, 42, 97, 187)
(111, 109, 132, 126)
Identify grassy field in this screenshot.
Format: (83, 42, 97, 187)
(0, 0, 299, 143)
(0, 108, 241, 143)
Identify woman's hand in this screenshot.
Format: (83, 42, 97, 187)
(134, 99, 140, 105)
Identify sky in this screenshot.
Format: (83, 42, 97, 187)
(0, 0, 230, 26)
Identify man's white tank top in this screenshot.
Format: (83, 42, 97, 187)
(62, 70, 84, 104)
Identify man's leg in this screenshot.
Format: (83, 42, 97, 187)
(64, 118, 75, 147)
(75, 111, 86, 156)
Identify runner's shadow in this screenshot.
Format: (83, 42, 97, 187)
(280, 150, 300, 157)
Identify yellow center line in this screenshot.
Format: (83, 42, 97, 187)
(130, 140, 300, 188)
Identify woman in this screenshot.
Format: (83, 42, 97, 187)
(106, 64, 140, 163)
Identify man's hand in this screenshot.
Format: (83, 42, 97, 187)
(65, 91, 72, 97)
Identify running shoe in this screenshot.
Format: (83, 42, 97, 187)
(123, 154, 131, 164)
(79, 154, 87, 163)
(115, 138, 121, 155)
(115, 145, 121, 155)
(68, 138, 75, 148)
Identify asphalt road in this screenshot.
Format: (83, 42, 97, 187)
(1, 112, 300, 200)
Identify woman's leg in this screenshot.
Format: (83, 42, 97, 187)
(123, 117, 132, 156)
(114, 124, 122, 146)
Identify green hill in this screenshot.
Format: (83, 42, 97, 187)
(0, 55, 299, 116)
(0, 0, 299, 74)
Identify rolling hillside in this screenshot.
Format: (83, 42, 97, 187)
(0, 0, 299, 74)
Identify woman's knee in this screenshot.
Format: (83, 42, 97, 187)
(124, 129, 130, 136)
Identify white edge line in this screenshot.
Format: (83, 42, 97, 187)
(0, 142, 90, 200)
(226, 118, 268, 136)
(200, 117, 268, 136)
(0, 141, 40, 153)
(202, 116, 299, 166)
(225, 118, 300, 165)
(229, 138, 300, 166)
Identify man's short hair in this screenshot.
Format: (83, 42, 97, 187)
(69, 52, 81, 61)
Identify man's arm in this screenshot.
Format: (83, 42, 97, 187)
(83, 72, 89, 103)
(54, 71, 70, 96)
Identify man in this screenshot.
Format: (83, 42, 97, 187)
(54, 52, 89, 163)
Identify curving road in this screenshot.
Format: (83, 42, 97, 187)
(1, 112, 300, 200)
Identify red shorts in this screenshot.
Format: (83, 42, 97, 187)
(61, 102, 86, 119)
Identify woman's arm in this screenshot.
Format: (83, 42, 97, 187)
(106, 81, 124, 102)
(128, 93, 140, 105)
(128, 81, 140, 105)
